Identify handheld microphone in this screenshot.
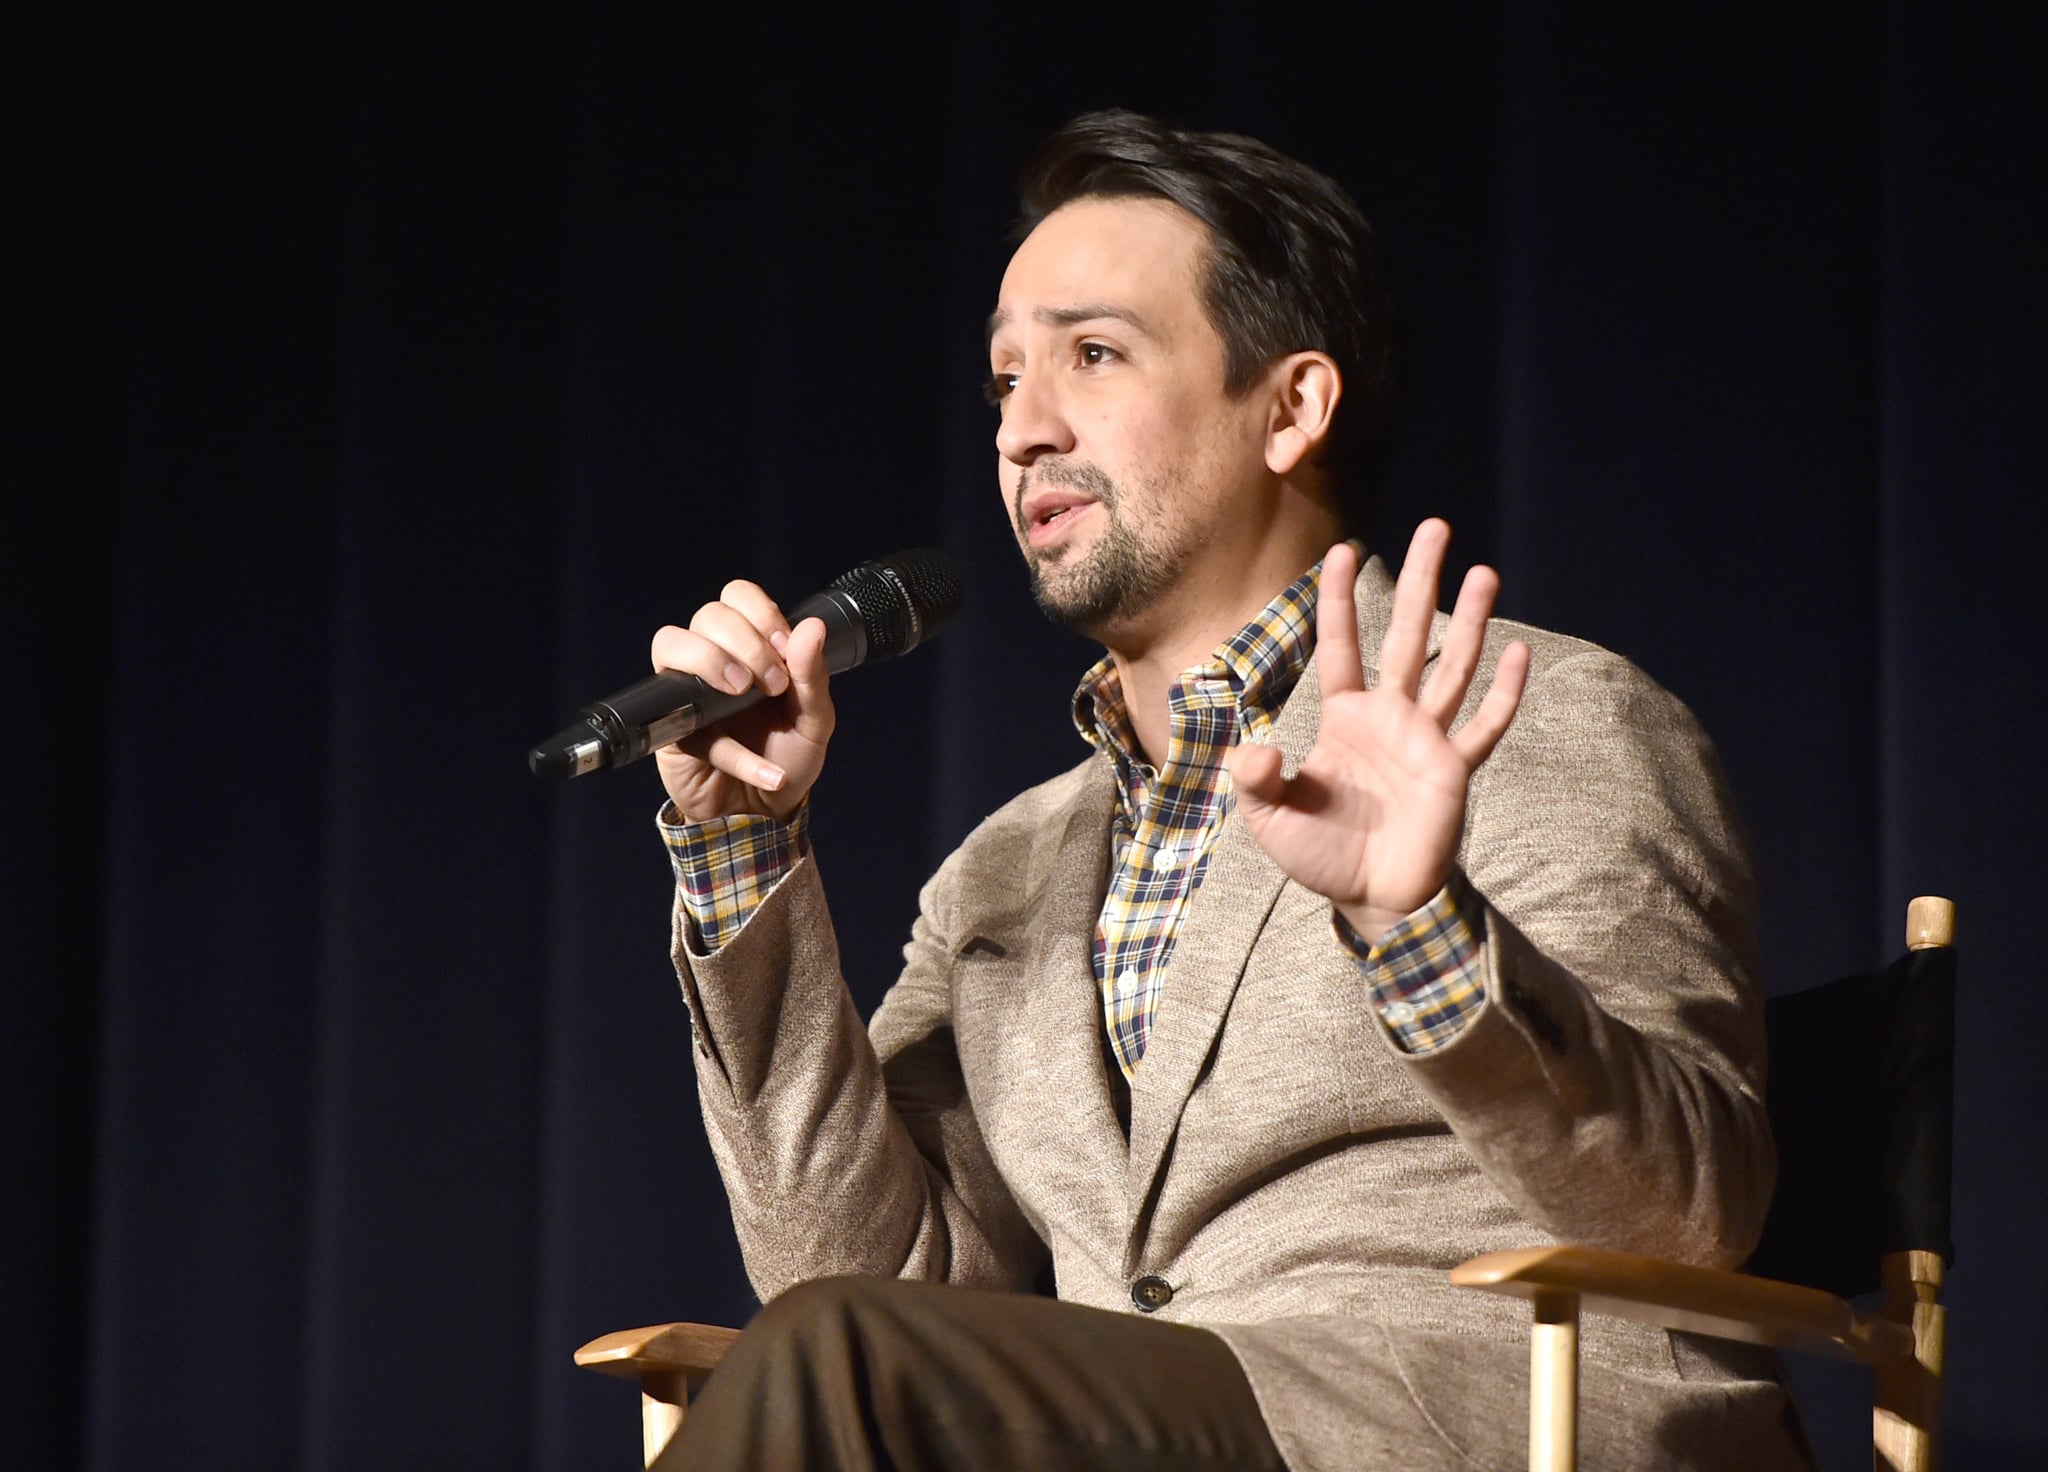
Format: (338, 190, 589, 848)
(527, 547, 964, 779)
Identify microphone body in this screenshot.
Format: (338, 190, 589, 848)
(528, 548, 962, 779)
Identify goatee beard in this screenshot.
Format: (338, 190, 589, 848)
(1015, 462, 1180, 633)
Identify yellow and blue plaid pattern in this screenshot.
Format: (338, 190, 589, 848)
(1333, 869, 1488, 1055)
(1075, 567, 1319, 1080)
(661, 801, 811, 953)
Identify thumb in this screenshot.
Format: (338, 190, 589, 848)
(781, 616, 837, 742)
(1223, 741, 1288, 817)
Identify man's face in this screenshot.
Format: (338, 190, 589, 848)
(987, 196, 1273, 638)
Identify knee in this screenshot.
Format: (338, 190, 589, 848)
(740, 1275, 907, 1368)
(668, 1278, 915, 1465)
(755, 1273, 896, 1328)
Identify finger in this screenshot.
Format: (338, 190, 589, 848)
(778, 616, 838, 743)
(677, 729, 787, 793)
(1419, 562, 1501, 727)
(650, 622, 765, 697)
(1380, 518, 1449, 698)
(1450, 640, 1530, 768)
(1222, 740, 1288, 814)
(719, 579, 793, 646)
(1313, 542, 1366, 698)
(690, 601, 792, 698)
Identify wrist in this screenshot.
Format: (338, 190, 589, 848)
(1335, 877, 1449, 950)
(1335, 900, 1406, 951)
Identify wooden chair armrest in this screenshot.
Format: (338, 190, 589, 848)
(574, 1321, 742, 1382)
(1451, 1245, 1914, 1364)
(575, 1323, 743, 1469)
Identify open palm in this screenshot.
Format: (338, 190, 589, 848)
(1226, 525, 1529, 946)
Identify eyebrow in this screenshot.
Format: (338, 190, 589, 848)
(985, 303, 1160, 346)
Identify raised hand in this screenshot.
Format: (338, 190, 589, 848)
(1223, 521, 1529, 946)
(649, 579, 836, 823)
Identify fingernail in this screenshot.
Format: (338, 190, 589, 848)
(769, 630, 789, 653)
(756, 761, 785, 789)
(723, 663, 750, 693)
(764, 665, 789, 696)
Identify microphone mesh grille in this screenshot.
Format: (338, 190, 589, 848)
(831, 547, 964, 660)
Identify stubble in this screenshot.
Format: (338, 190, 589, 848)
(1014, 460, 1186, 634)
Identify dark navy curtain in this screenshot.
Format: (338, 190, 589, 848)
(10, 3, 2043, 1468)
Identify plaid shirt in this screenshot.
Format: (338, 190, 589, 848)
(661, 558, 1488, 1064)
(664, 803, 812, 952)
(1073, 569, 1312, 1075)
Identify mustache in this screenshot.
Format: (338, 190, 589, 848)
(1013, 460, 1119, 534)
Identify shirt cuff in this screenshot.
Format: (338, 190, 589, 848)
(1332, 870, 1489, 1054)
(658, 799, 811, 954)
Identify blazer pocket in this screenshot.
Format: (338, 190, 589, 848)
(1375, 1322, 1531, 1472)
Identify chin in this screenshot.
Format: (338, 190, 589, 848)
(1018, 506, 1182, 638)
(1027, 557, 1142, 635)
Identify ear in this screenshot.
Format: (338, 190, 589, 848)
(1263, 352, 1342, 477)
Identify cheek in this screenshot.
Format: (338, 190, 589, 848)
(1098, 405, 1184, 482)
(1192, 398, 1275, 481)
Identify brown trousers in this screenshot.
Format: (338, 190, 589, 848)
(659, 1276, 1291, 1472)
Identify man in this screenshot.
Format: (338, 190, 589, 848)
(641, 112, 1812, 1470)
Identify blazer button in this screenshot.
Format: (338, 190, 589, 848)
(1130, 1275, 1174, 1312)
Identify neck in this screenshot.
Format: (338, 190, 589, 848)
(1100, 521, 1342, 766)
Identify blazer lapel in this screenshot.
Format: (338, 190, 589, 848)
(1121, 554, 1434, 1237)
(1122, 804, 1291, 1235)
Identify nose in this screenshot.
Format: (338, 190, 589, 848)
(994, 369, 1074, 467)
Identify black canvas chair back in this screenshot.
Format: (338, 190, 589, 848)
(1747, 941, 1957, 1297)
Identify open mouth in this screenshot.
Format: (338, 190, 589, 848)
(1024, 496, 1097, 545)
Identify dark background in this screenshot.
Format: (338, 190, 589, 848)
(9, 2, 2044, 1468)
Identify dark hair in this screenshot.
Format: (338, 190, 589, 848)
(1016, 109, 1395, 530)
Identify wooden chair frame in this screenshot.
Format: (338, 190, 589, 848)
(575, 1321, 740, 1468)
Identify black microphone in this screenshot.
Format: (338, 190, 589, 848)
(527, 547, 964, 779)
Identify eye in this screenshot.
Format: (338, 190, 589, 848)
(983, 371, 1019, 406)
(1078, 341, 1119, 367)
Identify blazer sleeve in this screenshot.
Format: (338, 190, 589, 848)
(1399, 642, 1775, 1269)
(672, 848, 1048, 1302)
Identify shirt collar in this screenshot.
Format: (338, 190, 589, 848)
(1070, 552, 1332, 774)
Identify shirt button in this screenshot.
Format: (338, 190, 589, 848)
(1116, 968, 1139, 994)
(1130, 1274, 1175, 1312)
(1154, 842, 1180, 867)
(1382, 1000, 1419, 1026)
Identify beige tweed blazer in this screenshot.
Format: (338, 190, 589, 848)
(672, 557, 1813, 1471)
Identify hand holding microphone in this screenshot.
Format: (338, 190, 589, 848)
(527, 549, 963, 823)
(653, 576, 838, 823)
